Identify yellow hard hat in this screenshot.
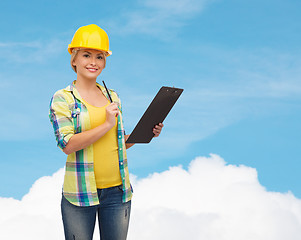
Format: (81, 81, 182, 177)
(68, 24, 112, 56)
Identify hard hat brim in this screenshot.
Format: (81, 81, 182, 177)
(68, 46, 112, 56)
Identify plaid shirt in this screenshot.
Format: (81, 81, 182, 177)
(49, 81, 132, 206)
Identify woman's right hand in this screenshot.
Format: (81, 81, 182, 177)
(62, 103, 119, 155)
(105, 102, 119, 128)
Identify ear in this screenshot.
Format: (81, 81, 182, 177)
(72, 60, 76, 67)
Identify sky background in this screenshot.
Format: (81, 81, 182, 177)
(0, 0, 301, 238)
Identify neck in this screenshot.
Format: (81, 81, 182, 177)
(75, 76, 98, 93)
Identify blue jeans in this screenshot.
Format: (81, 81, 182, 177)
(61, 185, 131, 240)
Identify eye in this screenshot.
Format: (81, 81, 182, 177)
(83, 54, 90, 58)
(97, 55, 104, 60)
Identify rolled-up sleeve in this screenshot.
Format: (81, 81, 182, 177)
(49, 91, 75, 151)
(111, 90, 127, 135)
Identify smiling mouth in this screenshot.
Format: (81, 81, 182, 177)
(86, 68, 98, 72)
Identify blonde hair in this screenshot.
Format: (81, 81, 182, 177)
(70, 48, 107, 73)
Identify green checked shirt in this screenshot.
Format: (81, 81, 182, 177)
(49, 81, 132, 206)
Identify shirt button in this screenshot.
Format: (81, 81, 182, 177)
(119, 148, 122, 150)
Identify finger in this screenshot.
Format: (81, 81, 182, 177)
(113, 110, 119, 116)
(154, 126, 162, 131)
(107, 109, 119, 116)
(153, 129, 160, 136)
(108, 103, 118, 109)
(107, 104, 119, 111)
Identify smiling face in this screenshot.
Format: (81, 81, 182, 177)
(72, 49, 106, 80)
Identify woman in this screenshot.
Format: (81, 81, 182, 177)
(49, 24, 163, 240)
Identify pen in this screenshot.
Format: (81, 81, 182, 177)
(102, 80, 113, 103)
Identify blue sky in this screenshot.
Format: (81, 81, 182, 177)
(1, 0, 301, 200)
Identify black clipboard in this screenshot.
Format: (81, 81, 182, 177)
(126, 86, 183, 143)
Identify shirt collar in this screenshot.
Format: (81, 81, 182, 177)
(64, 81, 111, 102)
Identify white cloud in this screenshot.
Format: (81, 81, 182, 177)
(0, 38, 65, 63)
(0, 169, 64, 239)
(129, 155, 301, 239)
(142, 0, 206, 15)
(187, 46, 301, 98)
(149, 47, 301, 156)
(0, 41, 42, 48)
(106, 0, 211, 39)
(1, 154, 301, 239)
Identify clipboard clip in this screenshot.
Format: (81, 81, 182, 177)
(167, 86, 178, 94)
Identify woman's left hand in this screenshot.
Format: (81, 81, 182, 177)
(153, 123, 164, 137)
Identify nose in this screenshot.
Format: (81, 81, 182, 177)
(90, 56, 96, 66)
